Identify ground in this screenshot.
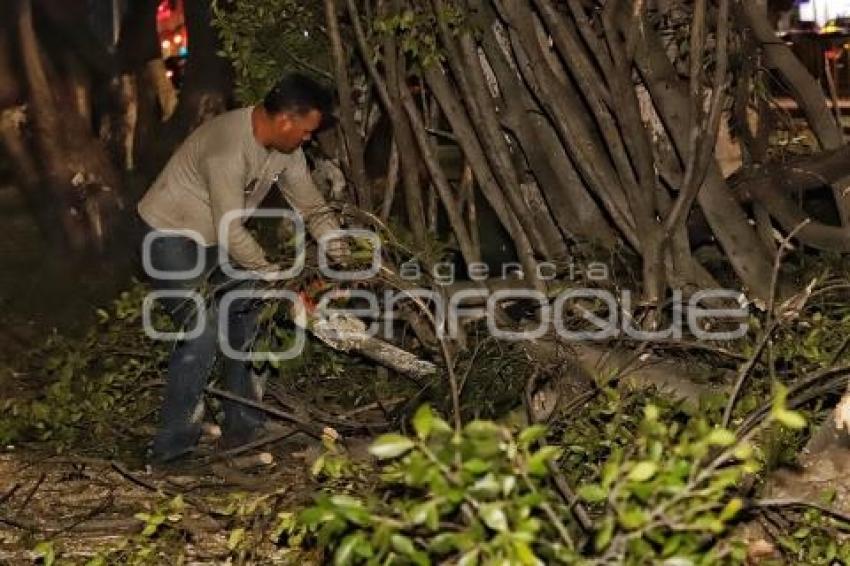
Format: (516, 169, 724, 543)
(0, 440, 320, 563)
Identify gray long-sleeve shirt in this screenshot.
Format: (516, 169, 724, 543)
(138, 107, 339, 270)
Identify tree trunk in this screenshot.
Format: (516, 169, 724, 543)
(16, 0, 122, 252)
(634, 20, 775, 303)
(138, 0, 232, 181)
(325, 0, 372, 210)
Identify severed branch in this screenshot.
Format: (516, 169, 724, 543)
(308, 310, 438, 378)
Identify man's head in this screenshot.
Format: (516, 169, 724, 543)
(260, 73, 335, 153)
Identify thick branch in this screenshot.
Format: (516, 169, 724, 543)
(324, 0, 371, 209)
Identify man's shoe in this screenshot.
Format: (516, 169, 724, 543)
(147, 446, 214, 477)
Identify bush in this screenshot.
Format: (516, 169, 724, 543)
(295, 397, 809, 565)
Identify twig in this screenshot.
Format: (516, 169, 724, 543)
(830, 336, 850, 366)
(558, 388, 599, 418)
(637, 339, 749, 362)
(110, 461, 162, 494)
(721, 320, 779, 429)
(0, 514, 35, 531)
(50, 490, 116, 536)
(210, 427, 297, 461)
(16, 472, 45, 510)
(0, 482, 20, 506)
(111, 460, 214, 514)
(523, 373, 593, 532)
(723, 220, 811, 428)
(755, 498, 850, 523)
(205, 386, 324, 438)
(280, 49, 334, 82)
(424, 127, 457, 142)
(265, 385, 387, 431)
(736, 364, 850, 436)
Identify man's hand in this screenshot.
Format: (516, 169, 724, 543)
(325, 236, 352, 268)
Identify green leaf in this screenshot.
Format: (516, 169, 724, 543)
(661, 534, 683, 557)
(369, 434, 415, 459)
(618, 508, 648, 529)
(470, 473, 501, 499)
(595, 516, 615, 551)
(462, 458, 491, 474)
(464, 420, 502, 440)
(410, 500, 439, 530)
(733, 441, 753, 460)
(311, 454, 326, 477)
(501, 474, 517, 496)
(227, 527, 245, 551)
(479, 503, 509, 532)
(693, 515, 724, 533)
(627, 461, 658, 482)
(527, 445, 562, 476)
(513, 539, 543, 566)
(329, 495, 370, 525)
(644, 404, 660, 421)
(391, 534, 429, 565)
(705, 428, 737, 447)
(428, 533, 458, 555)
(141, 523, 158, 537)
(457, 549, 479, 566)
(334, 533, 362, 566)
(577, 483, 608, 503)
(518, 424, 548, 448)
(412, 405, 435, 440)
(601, 460, 620, 488)
(720, 497, 743, 522)
(773, 408, 807, 430)
(33, 541, 55, 566)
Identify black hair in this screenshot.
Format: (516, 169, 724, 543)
(263, 72, 336, 131)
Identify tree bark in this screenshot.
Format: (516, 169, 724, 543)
(324, 0, 372, 210)
(499, 1, 640, 249)
(421, 64, 541, 288)
(345, 0, 426, 245)
(634, 18, 775, 302)
(477, 16, 618, 247)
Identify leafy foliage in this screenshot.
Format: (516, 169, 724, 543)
(0, 282, 166, 454)
(212, 0, 331, 104)
(295, 397, 809, 564)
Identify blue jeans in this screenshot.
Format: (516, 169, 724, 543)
(145, 228, 267, 462)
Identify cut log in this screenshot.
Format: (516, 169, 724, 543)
(307, 311, 438, 379)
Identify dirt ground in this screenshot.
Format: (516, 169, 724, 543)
(0, 435, 327, 564)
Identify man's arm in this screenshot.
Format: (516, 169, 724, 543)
(204, 154, 275, 272)
(278, 150, 345, 252)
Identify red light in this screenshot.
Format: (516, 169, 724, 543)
(173, 34, 183, 44)
(157, 1, 171, 20)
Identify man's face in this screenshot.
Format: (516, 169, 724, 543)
(269, 109, 323, 153)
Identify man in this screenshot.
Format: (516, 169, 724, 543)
(138, 73, 344, 463)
